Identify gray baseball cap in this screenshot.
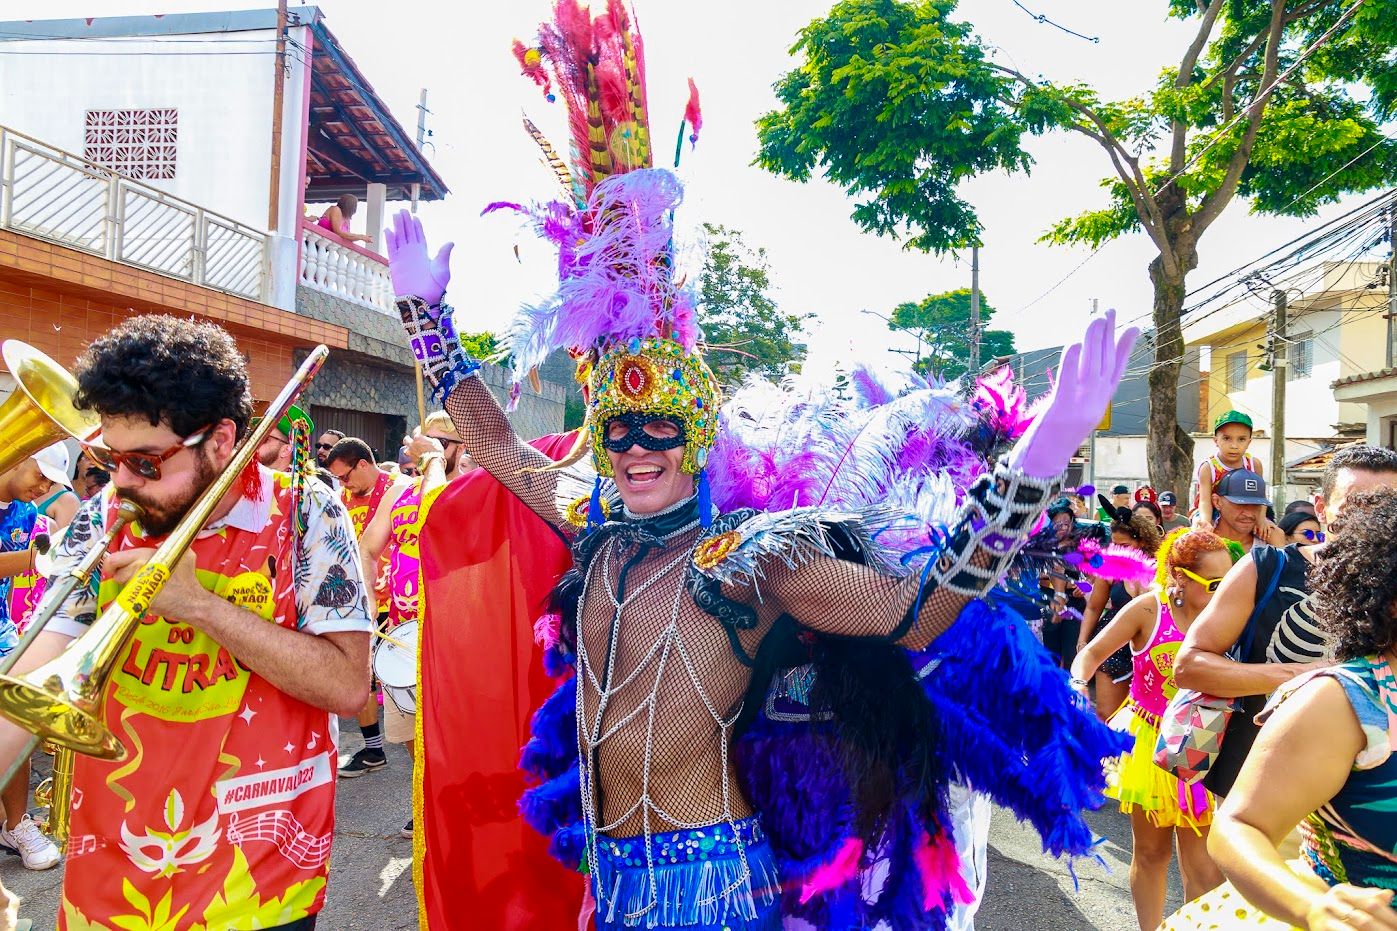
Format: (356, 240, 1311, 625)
(1216, 468, 1269, 506)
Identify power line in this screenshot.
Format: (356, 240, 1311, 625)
(1008, 0, 1100, 43)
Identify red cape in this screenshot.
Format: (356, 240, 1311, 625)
(414, 433, 583, 929)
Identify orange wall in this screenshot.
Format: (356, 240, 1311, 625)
(0, 230, 348, 402)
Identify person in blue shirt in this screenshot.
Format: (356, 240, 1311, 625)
(0, 443, 71, 871)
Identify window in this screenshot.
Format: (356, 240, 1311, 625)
(84, 108, 178, 180)
(1226, 350, 1248, 391)
(1288, 331, 1313, 379)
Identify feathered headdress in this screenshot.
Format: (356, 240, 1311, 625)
(495, 0, 716, 519)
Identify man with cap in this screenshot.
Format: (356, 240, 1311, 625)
(255, 403, 313, 472)
(1098, 483, 1132, 520)
(1158, 491, 1189, 531)
(0, 444, 70, 870)
(1211, 468, 1286, 552)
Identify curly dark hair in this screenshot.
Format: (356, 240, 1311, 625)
(73, 315, 253, 440)
(1112, 508, 1163, 554)
(1310, 486, 1397, 661)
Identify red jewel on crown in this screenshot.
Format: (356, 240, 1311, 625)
(619, 358, 650, 400)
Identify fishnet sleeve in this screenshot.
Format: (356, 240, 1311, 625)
(736, 462, 1062, 649)
(442, 376, 570, 530)
(757, 557, 966, 650)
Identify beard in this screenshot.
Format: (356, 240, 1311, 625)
(125, 451, 218, 538)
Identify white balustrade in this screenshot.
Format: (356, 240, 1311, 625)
(0, 124, 268, 302)
(298, 220, 394, 314)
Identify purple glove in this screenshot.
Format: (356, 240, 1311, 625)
(386, 208, 454, 306)
(1007, 309, 1138, 479)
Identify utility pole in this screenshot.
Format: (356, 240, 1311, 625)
(1387, 203, 1395, 369)
(266, 0, 288, 231)
(411, 89, 431, 213)
(1269, 289, 1288, 511)
(969, 245, 981, 374)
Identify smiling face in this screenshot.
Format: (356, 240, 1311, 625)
(0, 460, 54, 504)
(604, 416, 695, 514)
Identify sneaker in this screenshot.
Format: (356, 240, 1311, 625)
(338, 747, 387, 778)
(400, 818, 413, 839)
(0, 814, 60, 870)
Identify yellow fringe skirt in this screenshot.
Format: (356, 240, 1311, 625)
(1104, 700, 1214, 831)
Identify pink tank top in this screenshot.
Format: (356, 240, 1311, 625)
(1128, 595, 1185, 720)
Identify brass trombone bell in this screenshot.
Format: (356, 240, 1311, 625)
(0, 340, 100, 478)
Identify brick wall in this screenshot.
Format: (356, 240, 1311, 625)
(0, 229, 346, 404)
(0, 271, 306, 403)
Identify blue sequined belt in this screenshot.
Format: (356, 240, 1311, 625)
(592, 817, 781, 930)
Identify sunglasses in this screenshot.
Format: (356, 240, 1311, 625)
(1179, 566, 1225, 594)
(84, 424, 212, 481)
(317, 442, 335, 451)
(1296, 528, 1326, 543)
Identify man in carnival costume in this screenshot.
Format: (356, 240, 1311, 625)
(391, 4, 1136, 928)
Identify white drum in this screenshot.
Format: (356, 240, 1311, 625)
(373, 620, 419, 715)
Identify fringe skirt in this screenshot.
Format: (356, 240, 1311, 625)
(591, 817, 782, 930)
(1105, 699, 1214, 831)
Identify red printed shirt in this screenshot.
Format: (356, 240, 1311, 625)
(46, 470, 371, 930)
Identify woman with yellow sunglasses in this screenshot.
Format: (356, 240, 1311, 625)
(1071, 528, 1240, 931)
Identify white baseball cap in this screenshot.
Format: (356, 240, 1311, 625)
(31, 443, 71, 488)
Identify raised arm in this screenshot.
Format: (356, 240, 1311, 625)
(387, 209, 571, 529)
(758, 311, 1137, 649)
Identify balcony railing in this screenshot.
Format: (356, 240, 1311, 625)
(0, 124, 269, 302)
(298, 219, 393, 314)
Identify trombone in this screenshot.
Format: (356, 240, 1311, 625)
(0, 344, 330, 761)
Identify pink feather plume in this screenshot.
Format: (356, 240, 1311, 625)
(685, 78, 703, 145)
(1077, 539, 1156, 586)
(799, 837, 864, 904)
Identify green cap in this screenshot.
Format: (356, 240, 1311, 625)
(1213, 409, 1253, 433)
(275, 403, 314, 438)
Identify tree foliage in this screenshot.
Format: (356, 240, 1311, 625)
(888, 287, 1016, 380)
(757, 0, 1397, 494)
(698, 223, 814, 385)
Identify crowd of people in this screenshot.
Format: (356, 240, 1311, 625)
(0, 6, 1392, 931)
(1032, 409, 1397, 930)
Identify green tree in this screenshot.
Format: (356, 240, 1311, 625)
(756, 0, 1397, 496)
(888, 287, 1016, 380)
(698, 223, 814, 385)
(458, 331, 500, 361)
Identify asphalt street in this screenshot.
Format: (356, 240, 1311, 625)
(1, 737, 1180, 931)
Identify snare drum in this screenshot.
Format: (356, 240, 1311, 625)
(372, 620, 419, 714)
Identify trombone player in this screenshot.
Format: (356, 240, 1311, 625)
(0, 315, 371, 931)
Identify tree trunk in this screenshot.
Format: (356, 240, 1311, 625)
(1146, 251, 1197, 501)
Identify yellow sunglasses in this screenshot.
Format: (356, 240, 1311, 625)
(1179, 567, 1225, 594)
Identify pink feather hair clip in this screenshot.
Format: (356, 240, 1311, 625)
(1076, 538, 1157, 587)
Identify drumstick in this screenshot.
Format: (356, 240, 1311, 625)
(372, 628, 414, 651)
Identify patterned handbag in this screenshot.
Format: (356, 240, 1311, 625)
(1154, 552, 1286, 784)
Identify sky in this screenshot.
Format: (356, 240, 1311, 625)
(2, 0, 1375, 364)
